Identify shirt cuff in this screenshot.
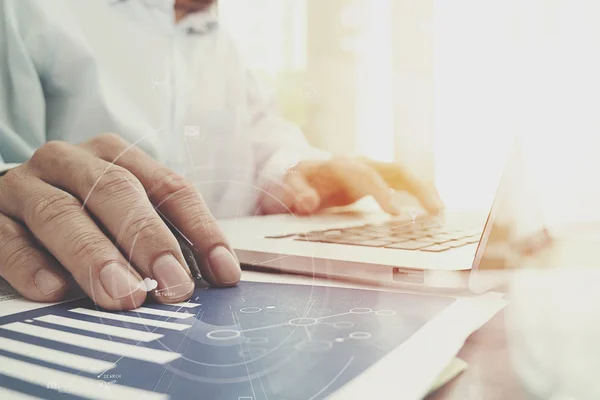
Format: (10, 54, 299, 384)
(256, 147, 331, 190)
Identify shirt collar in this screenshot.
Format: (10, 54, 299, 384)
(109, 0, 219, 34)
(109, 0, 173, 10)
(177, 4, 219, 35)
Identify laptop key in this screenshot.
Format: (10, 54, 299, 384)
(420, 244, 452, 252)
(384, 240, 432, 250)
(430, 233, 463, 242)
(265, 234, 296, 239)
(352, 239, 399, 247)
(415, 236, 442, 244)
(342, 228, 370, 235)
(441, 234, 471, 241)
(295, 236, 326, 242)
(398, 233, 427, 240)
(382, 237, 413, 244)
(321, 230, 345, 236)
(302, 238, 357, 245)
(441, 239, 468, 248)
(390, 224, 415, 230)
(316, 238, 393, 247)
(364, 232, 393, 239)
(296, 234, 347, 242)
(414, 229, 435, 236)
(389, 233, 414, 240)
(338, 235, 370, 241)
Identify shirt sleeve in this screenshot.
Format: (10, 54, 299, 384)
(246, 69, 331, 190)
(0, 0, 46, 170)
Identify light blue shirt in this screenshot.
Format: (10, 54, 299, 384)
(0, 0, 327, 217)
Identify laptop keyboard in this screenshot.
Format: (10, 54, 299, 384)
(265, 216, 482, 253)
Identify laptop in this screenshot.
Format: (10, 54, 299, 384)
(220, 141, 551, 292)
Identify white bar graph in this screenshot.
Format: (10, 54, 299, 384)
(34, 315, 163, 342)
(0, 336, 115, 374)
(133, 307, 194, 319)
(171, 302, 201, 308)
(0, 355, 168, 400)
(0, 387, 40, 400)
(0, 322, 180, 364)
(69, 308, 191, 331)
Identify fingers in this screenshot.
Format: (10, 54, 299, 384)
(430, 185, 444, 212)
(82, 134, 241, 288)
(0, 212, 68, 302)
(342, 164, 403, 216)
(361, 158, 444, 214)
(286, 172, 321, 215)
(260, 169, 321, 215)
(285, 158, 404, 216)
(27, 140, 194, 303)
(398, 169, 444, 214)
(258, 179, 295, 215)
(0, 171, 146, 310)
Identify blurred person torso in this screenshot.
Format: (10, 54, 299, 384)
(0, 0, 313, 218)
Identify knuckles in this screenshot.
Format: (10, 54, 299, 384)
(0, 218, 27, 239)
(84, 133, 129, 158)
(91, 133, 127, 149)
(2, 240, 37, 278)
(28, 141, 73, 171)
(149, 168, 193, 200)
(147, 168, 223, 242)
(125, 209, 167, 244)
(68, 227, 108, 261)
(90, 166, 142, 201)
(28, 192, 81, 228)
(0, 166, 27, 188)
(187, 214, 220, 238)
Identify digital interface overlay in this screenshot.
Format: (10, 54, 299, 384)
(0, 282, 455, 400)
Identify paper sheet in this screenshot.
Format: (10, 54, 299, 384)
(428, 358, 468, 395)
(0, 278, 21, 302)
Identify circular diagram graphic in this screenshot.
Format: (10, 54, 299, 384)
(349, 308, 372, 314)
(289, 318, 319, 327)
(349, 332, 372, 340)
(206, 330, 241, 341)
(240, 307, 262, 314)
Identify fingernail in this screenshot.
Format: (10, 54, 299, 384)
(152, 254, 194, 298)
(34, 269, 65, 296)
(437, 198, 445, 211)
(100, 263, 142, 299)
(298, 192, 319, 213)
(431, 198, 444, 214)
(208, 246, 241, 285)
(430, 189, 444, 213)
(391, 198, 404, 215)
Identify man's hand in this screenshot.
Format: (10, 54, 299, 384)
(260, 156, 444, 216)
(0, 134, 241, 310)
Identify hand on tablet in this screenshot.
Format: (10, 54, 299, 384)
(0, 134, 241, 310)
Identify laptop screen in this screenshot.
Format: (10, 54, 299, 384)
(470, 140, 550, 276)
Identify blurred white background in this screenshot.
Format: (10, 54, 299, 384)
(219, 0, 600, 229)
